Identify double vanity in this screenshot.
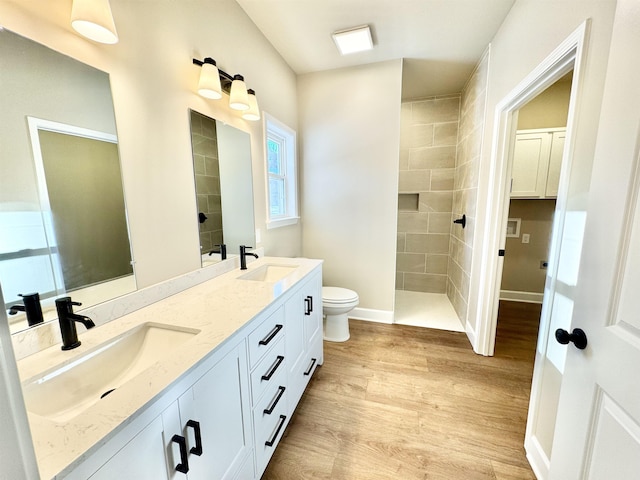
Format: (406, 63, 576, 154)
(16, 257, 323, 480)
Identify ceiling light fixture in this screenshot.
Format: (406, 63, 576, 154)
(332, 25, 373, 55)
(71, 0, 119, 44)
(192, 58, 259, 120)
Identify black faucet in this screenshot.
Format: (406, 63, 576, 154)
(239, 245, 259, 270)
(8, 292, 44, 327)
(209, 244, 227, 260)
(56, 297, 95, 351)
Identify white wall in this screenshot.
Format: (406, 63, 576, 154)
(298, 60, 403, 315)
(0, 0, 301, 289)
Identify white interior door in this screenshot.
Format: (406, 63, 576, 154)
(548, 1, 640, 477)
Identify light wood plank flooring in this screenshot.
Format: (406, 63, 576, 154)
(263, 301, 540, 479)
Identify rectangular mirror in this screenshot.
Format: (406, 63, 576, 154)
(189, 110, 256, 266)
(0, 29, 135, 334)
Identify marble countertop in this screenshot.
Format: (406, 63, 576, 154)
(16, 256, 322, 480)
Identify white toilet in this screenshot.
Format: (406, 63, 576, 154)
(322, 286, 359, 342)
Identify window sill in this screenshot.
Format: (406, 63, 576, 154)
(266, 217, 300, 230)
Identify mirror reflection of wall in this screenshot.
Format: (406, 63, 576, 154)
(0, 29, 135, 334)
(189, 110, 256, 267)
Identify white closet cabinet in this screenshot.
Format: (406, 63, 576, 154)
(84, 341, 252, 480)
(511, 128, 565, 198)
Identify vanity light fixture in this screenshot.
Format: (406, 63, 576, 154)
(196, 58, 223, 99)
(193, 58, 260, 120)
(242, 89, 261, 121)
(71, 0, 119, 45)
(332, 25, 373, 55)
(229, 75, 250, 111)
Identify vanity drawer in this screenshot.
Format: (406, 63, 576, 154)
(248, 306, 285, 368)
(254, 391, 289, 476)
(250, 337, 286, 404)
(252, 364, 288, 438)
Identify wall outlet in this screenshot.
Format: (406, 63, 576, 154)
(522, 233, 530, 244)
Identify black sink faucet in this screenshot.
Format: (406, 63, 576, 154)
(56, 297, 95, 351)
(8, 292, 44, 327)
(239, 245, 259, 270)
(209, 243, 227, 260)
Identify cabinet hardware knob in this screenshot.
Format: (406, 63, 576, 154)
(265, 415, 287, 447)
(261, 355, 285, 381)
(259, 324, 283, 346)
(186, 420, 203, 456)
(171, 434, 189, 474)
(263, 386, 286, 415)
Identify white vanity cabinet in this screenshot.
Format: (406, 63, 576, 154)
(72, 340, 252, 480)
(57, 261, 323, 480)
(284, 270, 323, 415)
(511, 128, 565, 198)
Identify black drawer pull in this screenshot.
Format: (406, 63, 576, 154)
(265, 415, 287, 447)
(259, 324, 283, 346)
(307, 295, 313, 313)
(304, 297, 311, 315)
(186, 420, 203, 456)
(261, 355, 285, 381)
(304, 357, 317, 376)
(263, 386, 286, 415)
(171, 434, 189, 474)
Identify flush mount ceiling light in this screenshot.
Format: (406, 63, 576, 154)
(192, 58, 260, 120)
(71, 0, 119, 44)
(332, 25, 373, 55)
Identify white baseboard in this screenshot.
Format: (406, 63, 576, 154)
(500, 290, 543, 304)
(349, 307, 394, 324)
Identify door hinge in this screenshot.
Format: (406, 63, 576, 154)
(498, 249, 505, 257)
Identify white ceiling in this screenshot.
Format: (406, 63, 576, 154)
(235, 0, 515, 100)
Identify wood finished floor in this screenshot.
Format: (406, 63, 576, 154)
(263, 301, 541, 479)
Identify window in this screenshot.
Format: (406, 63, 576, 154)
(264, 113, 298, 228)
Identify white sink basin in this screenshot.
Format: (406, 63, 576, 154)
(22, 322, 200, 423)
(238, 264, 298, 282)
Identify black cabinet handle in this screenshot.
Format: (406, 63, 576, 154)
(304, 357, 317, 376)
(304, 297, 311, 315)
(304, 295, 313, 315)
(263, 386, 286, 415)
(265, 415, 287, 447)
(186, 420, 203, 456)
(259, 324, 283, 346)
(171, 434, 189, 474)
(261, 355, 285, 381)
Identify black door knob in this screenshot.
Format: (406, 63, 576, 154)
(555, 328, 588, 350)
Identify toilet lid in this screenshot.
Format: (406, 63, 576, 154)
(323, 286, 359, 304)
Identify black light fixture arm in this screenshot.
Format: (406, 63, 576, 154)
(192, 57, 245, 94)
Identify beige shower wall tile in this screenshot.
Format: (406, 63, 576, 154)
(428, 212, 452, 234)
(406, 233, 450, 254)
(409, 124, 434, 148)
(419, 192, 453, 213)
(399, 148, 410, 170)
(396, 272, 404, 290)
(409, 146, 456, 170)
(399, 170, 430, 192)
(397, 212, 429, 233)
(431, 169, 455, 191)
(397, 232, 406, 252)
(404, 273, 447, 294)
(426, 254, 449, 274)
(434, 122, 459, 146)
(396, 252, 426, 273)
(412, 97, 460, 124)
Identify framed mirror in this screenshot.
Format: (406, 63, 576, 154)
(189, 110, 256, 267)
(0, 29, 135, 334)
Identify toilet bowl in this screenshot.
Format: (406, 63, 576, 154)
(322, 286, 359, 342)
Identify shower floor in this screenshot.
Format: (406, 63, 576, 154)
(394, 290, 465, 332)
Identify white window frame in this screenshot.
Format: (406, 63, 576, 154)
(264, 112, 299, 229)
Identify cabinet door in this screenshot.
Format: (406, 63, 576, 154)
(178, 343, 252, 480)
(545, 130, 565, 197)
(89, 414, 171, 480)
(303, 272, 322, 349)
(511, 132, 552, 198)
